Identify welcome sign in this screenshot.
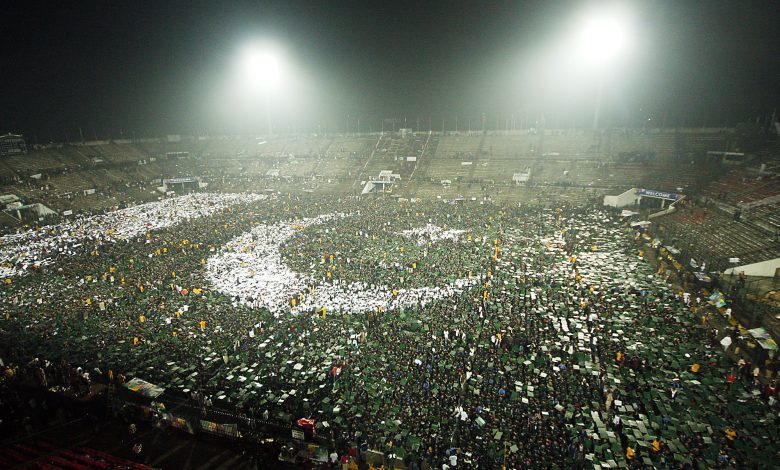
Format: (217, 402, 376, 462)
(636, 188, 683, 201)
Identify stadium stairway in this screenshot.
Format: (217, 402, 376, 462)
(465, 131, 487, 182)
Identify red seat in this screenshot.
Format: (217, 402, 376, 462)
(35, 441, 58, 452)
(3, 448, 30, 462)
(49, 456, 91, 470)
(15, 443, 42, 458)
(77, 447, 138, 467)
(60, 450, 109, 470)
(35, 463, 64, 470)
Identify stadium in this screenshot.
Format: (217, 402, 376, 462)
(1, 1, 780, 469)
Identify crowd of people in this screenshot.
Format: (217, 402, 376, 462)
(1, 192, 779, 468)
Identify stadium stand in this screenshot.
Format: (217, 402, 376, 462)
(0, 439, 152, 470)
(1, 128, 777, 280)
(0, 128, 770, 211)
(661, 207, 780, 271)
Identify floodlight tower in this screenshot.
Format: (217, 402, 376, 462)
(238, 41, 283, 135)
(575, 8, 632, 129)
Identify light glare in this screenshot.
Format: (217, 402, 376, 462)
(238, 42, 282, 91)
(576, 9, 631, 64)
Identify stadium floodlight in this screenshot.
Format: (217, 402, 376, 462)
(237, 41, 283, 92)
(568, 6, 634, 128)
(233, 40, 285, 134)
(576, 10, 631, 65)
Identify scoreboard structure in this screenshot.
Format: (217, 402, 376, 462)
(0, 134, 27, 157)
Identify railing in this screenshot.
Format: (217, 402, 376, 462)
(353, 135, 384, 191)
(407, 131, 431, 183)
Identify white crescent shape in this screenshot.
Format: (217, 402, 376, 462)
(205, 213, 480, 314)
(0, 193, 267, 278)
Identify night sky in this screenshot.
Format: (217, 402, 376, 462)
(1, 0, 779, 140)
